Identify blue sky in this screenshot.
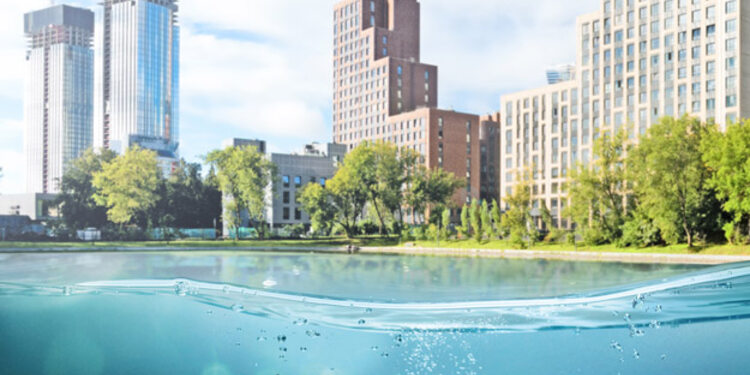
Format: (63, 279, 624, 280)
(0, 0, 599, 194)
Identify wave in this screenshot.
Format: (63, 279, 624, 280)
(2, 262, 749, 333)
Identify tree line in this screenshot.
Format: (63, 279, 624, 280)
(298, 141, 464, 238)
(55, 147, 222, 240)
(507, 115, 750, 248)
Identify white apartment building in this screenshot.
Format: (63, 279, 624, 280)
(500, 0, 745, 227)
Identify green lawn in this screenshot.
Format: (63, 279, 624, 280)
(1, 237, 750, 256)
(0, 237, 400, 250)
(404, 239, 750, 256)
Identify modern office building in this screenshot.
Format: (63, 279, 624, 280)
(546, 64, 577, 84)
(268, 143, 347, 229)
(332, 0, 482, 207)
(99, 0, 180, 165)
(23, 5, 95, 194)
(500, 0, 746, 228)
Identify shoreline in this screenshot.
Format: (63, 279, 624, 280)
(1, 245, 749, 265)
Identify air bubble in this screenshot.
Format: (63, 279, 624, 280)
(222, 285, 230, 293)
(610, 341, 623, 352)
(306, 330, 321, 337)
(358, 319, 366, 325)
(277, 335, 287, 342)
(660, 354, 667, 360)
(231, 304, 244, 313)
(632, 349, 640, 360)
(62, 286, 73, 296)
(293, 318, 308, 326)
(300, 347, 308, 352)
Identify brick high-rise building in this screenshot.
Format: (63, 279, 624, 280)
(332, 0, 487, 209)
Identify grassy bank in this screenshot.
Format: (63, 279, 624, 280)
(1, 237, 750, 256)
(404, 239, 750, 256)
(0, 237, 400, 250)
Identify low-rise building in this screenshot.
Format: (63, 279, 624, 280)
(268, 143, 346, 229)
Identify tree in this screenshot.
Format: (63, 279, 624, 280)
(566, 129, 629, 245)
(57, 148, 117, 231)
(500, 169, 538, 248)
(298, 183, 336, 237)
(702, 120, 750, 244)
(325, 163, 369, 239)
(440, 207, 452, 240)
(629, 116, 719, 247)
(92, 146, 161, 226)
(164, 161, 222, 229)
(406, 166, 465, 224)
(481, 200, 494, 239)
(206, 145, 276, 240)
(459, 204, 470, 239)
(491, 200, 503, 239)
(469, 200, 482, 242)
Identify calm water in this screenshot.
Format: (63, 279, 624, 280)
(0, 251, 747, 374)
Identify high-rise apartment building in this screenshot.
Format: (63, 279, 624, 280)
(500, 0, 746, 228)
(332, 0, 489, 207)
(100, 0, 179, 165)
(24, 5, 95, 194)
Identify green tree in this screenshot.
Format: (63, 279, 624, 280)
(629, 116, 718, 247)
(500, 170, 538, 248)
(567, 129, 629, 245)
(440, 207, 452, 240)
(206, 145, 276, 240)
(491, 200, 503, 239)
(92, 146, 161, 226)
(326, 163, 369, 238)
(406, 166, 465, 224)
(481, 200, 494, 239)
(298, 183, 336, 237)
(57, 148, 117, 231)
(459, 204, 470, 239)
(701, 120, 750, 244)
(470, 199, 482, 242)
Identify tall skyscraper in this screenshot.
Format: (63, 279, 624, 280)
(500, 0, 746, 228)
(332, 0, 495, 209)
(100, 0, 180, 165)
(24, 5, 95, 194)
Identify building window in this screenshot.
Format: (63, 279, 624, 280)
(282, 175, 290, 188)
(283, 191, 290, 204)
(295, 208, 302, 221)
(320, 178, 326, 186)
(294, 176, 302, 187)
(283, 207, 290, 221)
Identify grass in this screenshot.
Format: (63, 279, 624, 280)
(0, 236, 401, 250)
(1, 236, 749, 256)
(404, 238, 750, 256)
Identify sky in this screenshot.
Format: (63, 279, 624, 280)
(0, 0, 599, 194)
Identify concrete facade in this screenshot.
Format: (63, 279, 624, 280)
(268, 143, 346, 228)
(500, 0, 747, 228)
(0, 194, 59, 222)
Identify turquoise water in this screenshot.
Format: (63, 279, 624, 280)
(0, 252, 747, 374)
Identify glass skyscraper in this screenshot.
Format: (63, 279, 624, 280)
(24, 5, 94, 194)
(100, 0, 179, 165)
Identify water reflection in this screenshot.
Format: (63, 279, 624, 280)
(0, 252, 705, 302)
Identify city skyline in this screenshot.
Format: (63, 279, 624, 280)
(0, 0, 597, 194)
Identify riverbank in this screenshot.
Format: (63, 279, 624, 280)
(2, 238, 750, 265)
